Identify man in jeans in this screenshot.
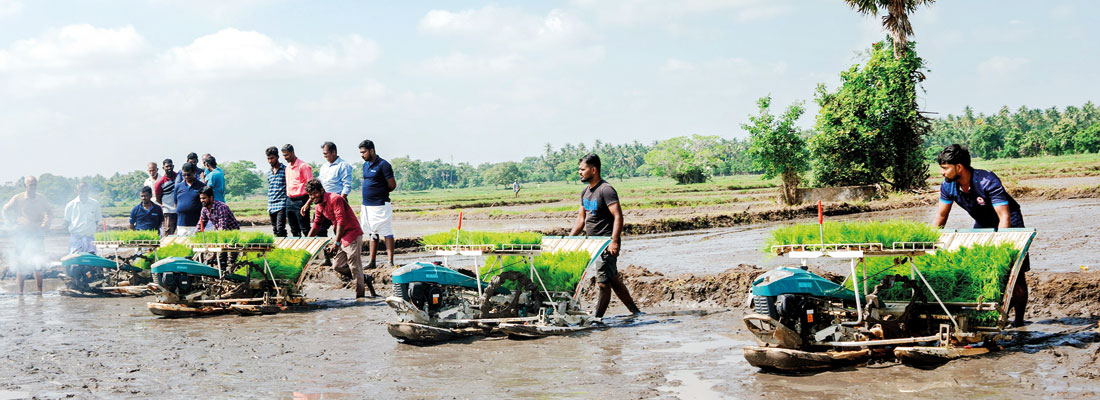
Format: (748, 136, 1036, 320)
(305, 179, 373, 299)
(154, 159, 178, 235)
(281, 144, 314, 237)
(63, 181, 102, 254)
(265, 146, 288, 237)
(358, 139, 396, 269)
(568, 154, 640, 318)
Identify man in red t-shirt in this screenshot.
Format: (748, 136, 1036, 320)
(305, 179, 373, 299)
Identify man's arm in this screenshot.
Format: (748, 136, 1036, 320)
(340, 164, 352, 198)
(154, 178, 164, 203)
(568, 207, 585, 236)
(608, 202, 623, 256)
(994, 205, 1012, 229)
(129, 206, 137, 230)
(932, 202, 951, 228)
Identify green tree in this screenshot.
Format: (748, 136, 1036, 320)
(642, 135, 726, 184)
(743, 95, 809, 205)
(969, 124, 1003, 159)
(844, 0, 935, 59)
(811, 40, 930, 191)
(1075, 123, 1100, 153)
(223, 160, 264, 199)
(482, 162, 523, 187)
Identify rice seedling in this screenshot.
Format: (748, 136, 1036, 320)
(235, 249, 313, 281)
(850, 243, 1020, 325)
(764, 220, 940, 252)
(94, 230, 159, 243)
(477, 250, 591, 292)
(134, 244, 194, 269)
(189, 231, 275, 245)
(421, 229, 542, 249)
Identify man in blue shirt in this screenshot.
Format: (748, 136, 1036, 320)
(203, 155, 226, 203)
(175, 162, 207, 235)
(933, 144, 1029, 326)
(130, 186, 163, 232)
(265, 146, 288, 237)
(358, 139, 396, 269)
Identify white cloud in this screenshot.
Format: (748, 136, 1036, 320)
(1050, 3, 1075, 19)
(298, 79, 389, 112)
(0, 24, 145, 70)
(570, 0, 791, 25)
(661, 59, 696, 72)
(977, 56, 1030, 80)
(417, 53, 524, 77)
(419, 7, 590, 50)
(662, 57, 787, 78)
(156, 28, 379, 80)
(0, 0, 22, 17)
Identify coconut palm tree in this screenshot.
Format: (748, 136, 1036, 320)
(844, 0, 935, 58)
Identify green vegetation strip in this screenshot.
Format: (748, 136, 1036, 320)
(189, 231, 275, 245)
(764, 220, 940, 251)
(234, 248, 312, 281)
(478, 250, 592, 292)
(94, 230, 159, 243)
(134, 243, 194, 269)
(421, 229, 542, 248)
(852, 243, 1019, 325)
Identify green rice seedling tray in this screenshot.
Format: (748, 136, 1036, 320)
(765, 220, 940, 255)
(189, 231, 276, 245)
(477, 250, 591, 292)
(422, 229, 542, 249)
(234, 248, 312, 282)
(94, 230, 160, 244)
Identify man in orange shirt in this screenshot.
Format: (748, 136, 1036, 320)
(281, 144, 314, 237)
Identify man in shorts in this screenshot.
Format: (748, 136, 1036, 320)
(568, 154, 640, 318)
(358, 140, 396, 269)
(3, 176, 51, 295)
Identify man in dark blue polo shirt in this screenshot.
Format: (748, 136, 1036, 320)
(130, 186, 163, 232)
(358, 139, 396, 269)
(174, 162, 206, 235)
(932, 144, 1029, 326)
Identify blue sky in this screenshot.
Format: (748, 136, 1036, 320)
(0, 0, 1096, 183)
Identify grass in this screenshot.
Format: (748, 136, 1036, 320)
(94, 230, 159, 243)
(235, 248, 312, 281)
(477, 250, 592, 292)
(764, 220, 941, 252)
(421, 229, 542, 248)
(851, 243, 1019, 325)
(189, 231, 275, 245)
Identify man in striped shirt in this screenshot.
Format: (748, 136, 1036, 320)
(265, 146, 288, 237)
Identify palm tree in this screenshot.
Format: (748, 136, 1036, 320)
(844, 0, 935, 58)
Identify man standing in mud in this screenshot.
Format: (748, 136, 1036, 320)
(282, 144, 314, 237)
(64, 181, 102, 254)
(933, 144, 1029, 327)
(154, 159, 178, 235)
(569, 154, 641, 318)
(304, 179, 374, 299)
(174, 162, 206, 235)
(2, 176, 50, 295)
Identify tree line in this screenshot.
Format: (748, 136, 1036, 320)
(924, 103, 1100, 160)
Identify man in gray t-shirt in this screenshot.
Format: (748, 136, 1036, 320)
(568, 154, 640, 318)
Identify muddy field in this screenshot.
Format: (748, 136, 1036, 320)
(2, 197, 1100, 399)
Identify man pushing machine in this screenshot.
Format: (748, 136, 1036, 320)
(932, 144, 1029, 327)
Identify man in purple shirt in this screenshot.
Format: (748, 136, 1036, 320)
(933, 144, 1029, 326)
(198, 186, 240, 231)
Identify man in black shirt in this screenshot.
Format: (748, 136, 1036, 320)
(568, 154, 641, 318)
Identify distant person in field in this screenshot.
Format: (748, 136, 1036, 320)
(2, 176, 51, 295)
(174, 162, 207, 235)
(203, 155, 226, 203)
(513, 179, 521, 198)
(198, 186, 239, 231)
(64, 181, 102, 254)
(568, 154, 641, 318)
(305, 179, 371, 299)
(265, 146, 288, 237)
(933, 144, 1030, 327)
(143, 162, 159, 192)
(130, 186, 163, 232)
(317, 141, 353, 238)
(282, 144, 314, 237)
(358, 139, 396, 269)
(154, 159, 179, 235)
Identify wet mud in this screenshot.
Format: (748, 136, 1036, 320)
(3, 197, 1100, 398)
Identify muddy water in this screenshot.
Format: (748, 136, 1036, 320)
(621, 198, 1100, 275)
(2, 290, 1098, 399)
